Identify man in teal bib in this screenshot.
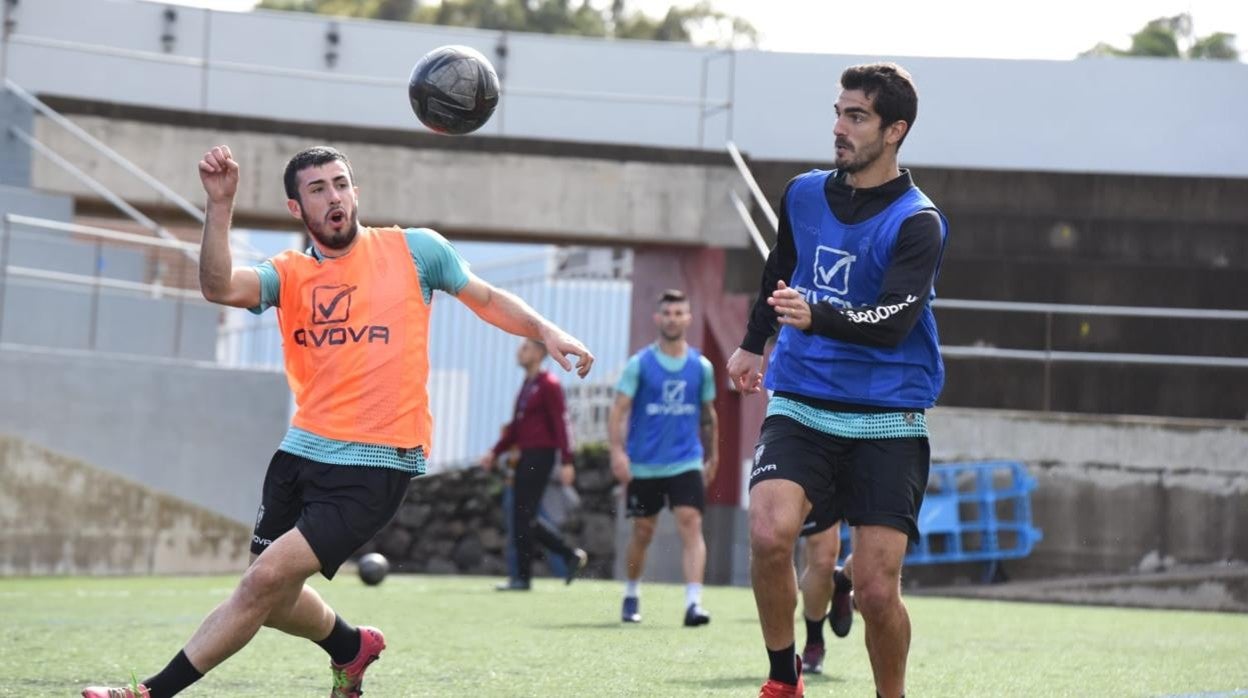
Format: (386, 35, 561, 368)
(609, 289, 719, 627)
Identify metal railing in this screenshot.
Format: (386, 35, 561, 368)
(2, 78, 264, 261)
(722, 141, 1248, 374)
(0, 214, 223, 358)
(2, 214, 267, 361)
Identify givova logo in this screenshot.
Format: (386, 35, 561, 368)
(645, 379, 697, 416)
(312, 284, 356, 324)
(294, 283, 390, 346)
(813, 246, 856, 295)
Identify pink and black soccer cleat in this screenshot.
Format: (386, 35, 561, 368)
(829, 572, 854, 638)
(329, 626, 386, 698)
(81, 684, 151, 698)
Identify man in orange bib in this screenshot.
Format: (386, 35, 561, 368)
(83, 145, 594, 698)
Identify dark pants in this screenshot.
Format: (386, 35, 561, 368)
(512, 448, 575, 581)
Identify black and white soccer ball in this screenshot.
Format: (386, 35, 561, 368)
(358, 552, 390, 586)
(408, 45, 500, 135)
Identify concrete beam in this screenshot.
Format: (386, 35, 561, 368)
(30, 114, 750, 248)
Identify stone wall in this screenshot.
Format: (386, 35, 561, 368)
(363, 446, 619, 580)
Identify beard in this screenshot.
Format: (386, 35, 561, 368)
(660, 326, 684, 342)
(304, 207, 359, 251)
(834, 134, 885, 174)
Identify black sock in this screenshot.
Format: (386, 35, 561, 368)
(804, 616, 824, 647)
(143, 650, 203, 698)
(834, 568, 853, 593)
(314, 614, 361, 665)
(767, 644, 798, 685)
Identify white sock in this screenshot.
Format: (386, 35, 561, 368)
(685, 583, 703, 607)
(624, 579, 641, 598)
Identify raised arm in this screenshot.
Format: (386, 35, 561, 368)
(455, 274, 594, 378)
(197, 145, 261, 308)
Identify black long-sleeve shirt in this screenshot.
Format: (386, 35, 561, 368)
(741, 169, 945, 355)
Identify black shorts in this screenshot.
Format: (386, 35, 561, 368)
(799, 504, 841, 539)
(749, 415, 930, 542)
(251, 450, 412, 579)
(625, 469, 705, 518)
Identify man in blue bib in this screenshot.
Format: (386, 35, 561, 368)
(609, 289, 719, 627)
(728, 63, 948, 698)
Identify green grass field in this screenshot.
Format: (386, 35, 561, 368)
(1, 574, 1245, 697)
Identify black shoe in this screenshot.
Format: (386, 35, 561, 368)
(621, 596, 641, 623)
(829, 567, 853, 638)
(495, 578, 531, 591)
(564, 549, 588, 585)
(683, 603, 710, 627)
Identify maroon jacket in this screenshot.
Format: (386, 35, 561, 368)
(491, 370, 574, 464)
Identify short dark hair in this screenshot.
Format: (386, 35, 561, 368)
(283, 146, 354, 202)
(658, 289, 688, 307)
(840, 63, 918, 147)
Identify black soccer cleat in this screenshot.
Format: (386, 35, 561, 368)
(683, 603, 711, 627)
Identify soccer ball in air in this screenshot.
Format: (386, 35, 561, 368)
(358, 552, 390, 586)
(408, 45, 500, 135)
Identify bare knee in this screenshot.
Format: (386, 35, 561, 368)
(674, 509, 703, 539)
(806, 539, 840, 577)
(631, 518, 657, 547)
(750, 513, 798, 564)
(853, 574, 901, 620)
(237, 561, 293, 611)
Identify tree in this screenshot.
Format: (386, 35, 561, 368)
(1189, 32, 1239, 60)
(255, 0, 757, 47)
(1081, 13, 1238, 60)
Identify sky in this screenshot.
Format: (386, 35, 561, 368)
(171, 0, 1246, 61)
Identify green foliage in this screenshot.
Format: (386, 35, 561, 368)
(255, 0, 757, 46)
(257, 0, 414, 20)
(1190, 32, 1240, 60)
(3, 574, 1248, 696)
(1081, 12, 1238, 60)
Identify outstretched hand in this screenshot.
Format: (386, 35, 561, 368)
(197, 145, 239, 205)
(539, 325, 595, 378)
(726, 347, 764, 394)
(768, 280, 812, 331)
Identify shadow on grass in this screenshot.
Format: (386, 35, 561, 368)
(665, 674, 848, 690)
(534, 621, 631, 630)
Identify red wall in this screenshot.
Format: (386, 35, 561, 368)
(628, 245, 768, 507)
